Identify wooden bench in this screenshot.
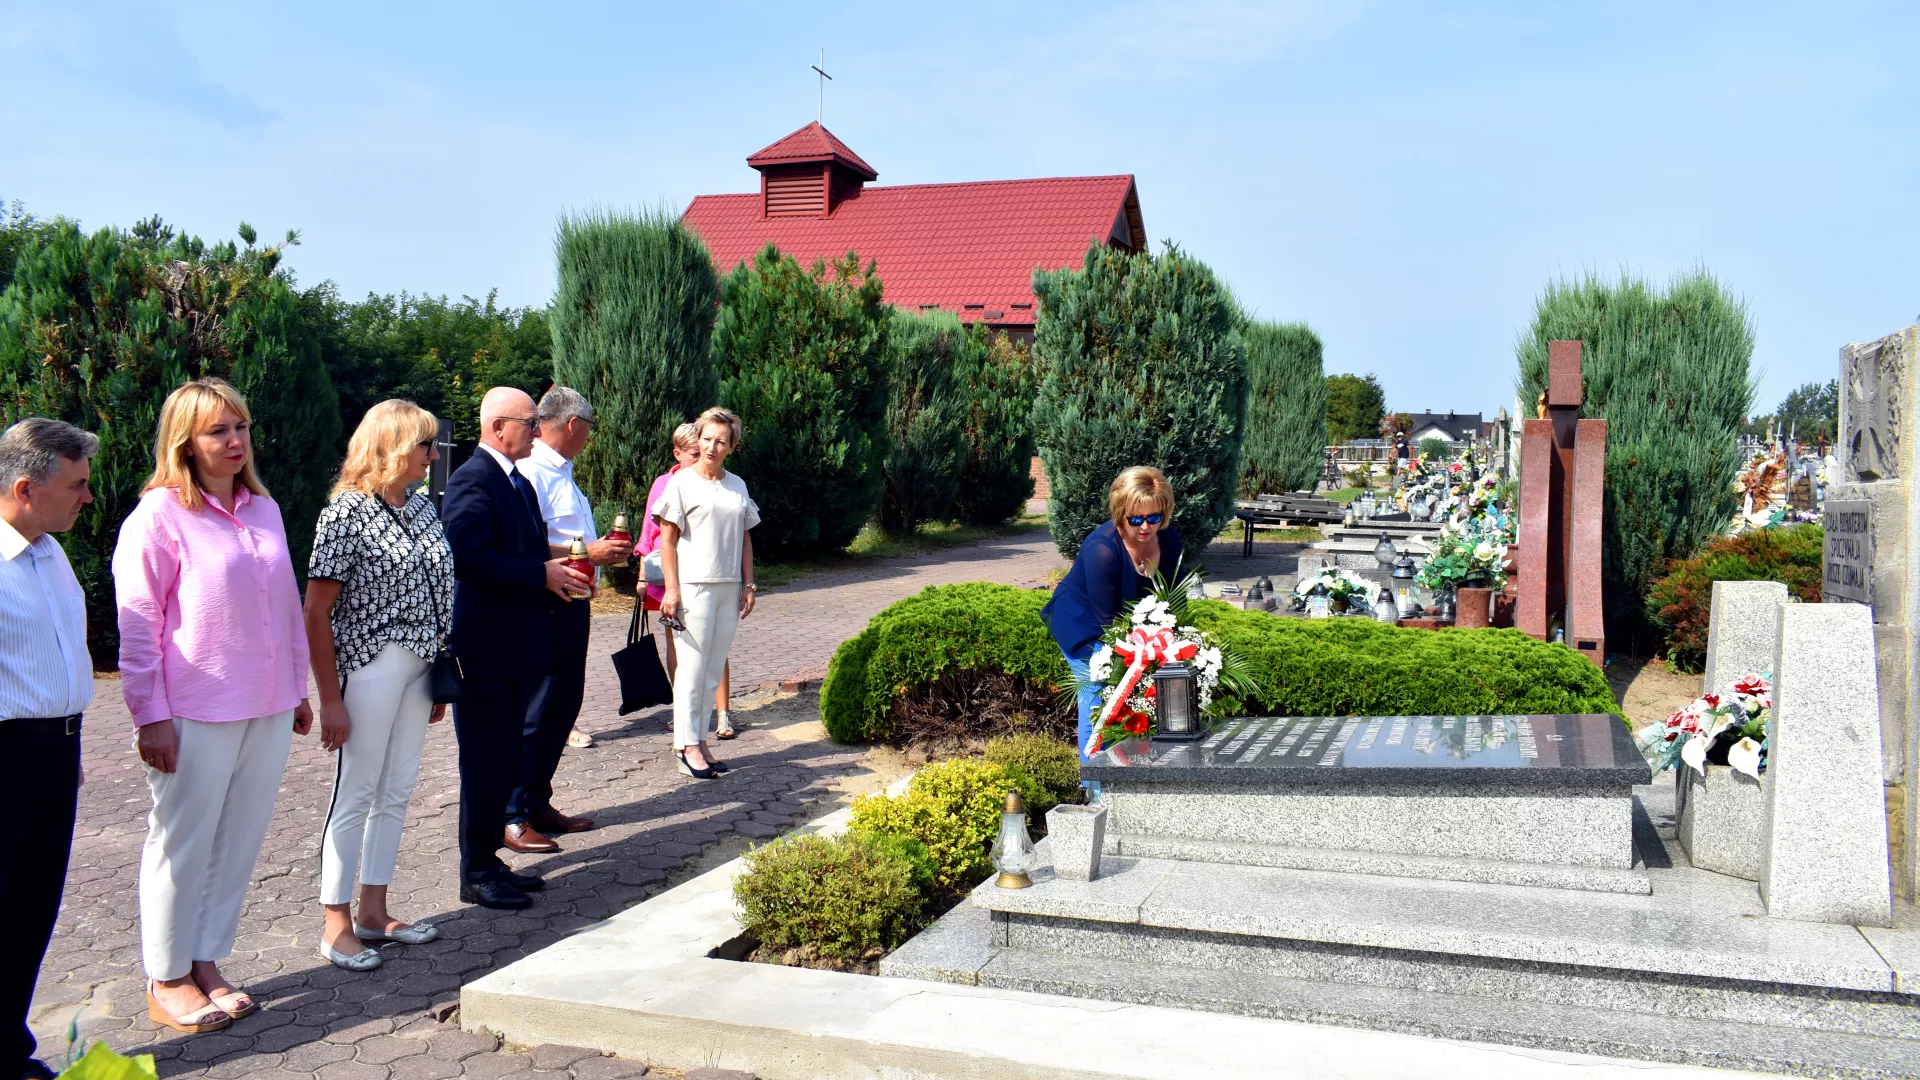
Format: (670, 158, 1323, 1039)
(1234, 494, 1345, 556)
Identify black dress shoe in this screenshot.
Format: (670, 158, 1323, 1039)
(459, 878, 531, 909)
(503, 869, 545, 892)
(21, 1059, 55, 1080)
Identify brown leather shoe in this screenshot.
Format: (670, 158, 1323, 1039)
(529, 808, 595, 834)
(503, 822, 559, 853)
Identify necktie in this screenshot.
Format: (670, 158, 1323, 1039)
(510, 469, 543, 533)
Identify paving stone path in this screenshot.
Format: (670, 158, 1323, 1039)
(33, 531, 1066, 1079)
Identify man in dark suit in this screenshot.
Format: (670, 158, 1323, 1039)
(441, 387, 590, 909)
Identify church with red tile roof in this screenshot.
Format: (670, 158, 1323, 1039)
(680, 122, 1145, 337)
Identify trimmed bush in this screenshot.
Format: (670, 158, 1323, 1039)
(878, 310, 969, 534)
(552, 209, 719, 528)
(1031, 242, 1249, 560)
(713, 247, 891, 557)
(1240, 322, 1327, 495)
(823, 587, 1619, 745)
(983, 733, 1082, 818)
(952, 330, 1038, 525)
(0, 219, 340, 663)
(1645, 524, 1824, 673)
(849, 758, 1018, 889)
(819, 583, 1072, 744)
(1516, 272, 1755, 645)
(731, 832, 927, 960)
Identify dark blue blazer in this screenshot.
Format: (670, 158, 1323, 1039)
(443, 450, 557, 679)
(1041, 522, 1185, 660)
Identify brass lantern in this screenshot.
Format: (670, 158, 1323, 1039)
(991, 791, 1037, 888)
(1152, 661, 1201, 740)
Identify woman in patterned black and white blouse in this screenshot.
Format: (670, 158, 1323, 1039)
(304, 400, 454, 971)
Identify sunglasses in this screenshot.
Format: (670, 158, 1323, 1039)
(1126, 513, 1164, 527)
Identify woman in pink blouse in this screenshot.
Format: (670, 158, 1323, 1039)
(113, 379, 314, 1035)
(640, 423, 734, 739)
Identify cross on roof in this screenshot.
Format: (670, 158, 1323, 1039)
(811, 48, 832, 122)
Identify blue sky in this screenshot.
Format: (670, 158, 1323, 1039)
(4, 0, 1914, 418)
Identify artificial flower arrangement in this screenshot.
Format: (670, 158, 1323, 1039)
(1728, 449, 1791, 536)
(1416, 513, 1512, 592)
(1290, 565, 1379, 614)
(1082, 568, 1258, 755)
(1636, 672, 1772, 779)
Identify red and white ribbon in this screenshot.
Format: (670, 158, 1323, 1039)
(1086, 627, 1195, 756)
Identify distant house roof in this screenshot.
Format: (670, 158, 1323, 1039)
(1407, 412, 1483, 442)
(681, 123, 1145, 328)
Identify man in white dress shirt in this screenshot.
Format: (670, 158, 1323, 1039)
(0, 418, 97, 1080)
(506, 387, 632, 853)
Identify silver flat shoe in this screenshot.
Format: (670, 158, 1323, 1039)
(355, 922, 439, 945)
(319, 940, 382, 971)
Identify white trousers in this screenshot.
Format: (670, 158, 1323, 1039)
(139, 710, 295, 980)
(673, 582, 740, 748)
(321, 644, 432, 905)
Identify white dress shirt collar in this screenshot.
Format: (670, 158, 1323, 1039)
(0, 514, 30, 561)
(477, 442, 518, 476)
(527, 437, 571, 476)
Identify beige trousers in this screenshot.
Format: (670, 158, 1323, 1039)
(672, 582, 740, 748)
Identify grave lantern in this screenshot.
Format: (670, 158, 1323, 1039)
(991, 791, 1037, 888)
(1373, 533, 1397, 568)
(1151, 661, 1201, 740)
(1374, 584, 1399, 623)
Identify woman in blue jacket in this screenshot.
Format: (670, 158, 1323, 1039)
(1041, 466, 1184, 759)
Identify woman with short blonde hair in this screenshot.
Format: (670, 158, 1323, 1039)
(1040, 466, 1185, 760)
(114, 378, 314, 1033)
(637, 422, 738, 736)
(304, 399, 454, 970)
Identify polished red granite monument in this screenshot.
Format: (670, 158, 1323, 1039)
(1515, 340, 1607, 665)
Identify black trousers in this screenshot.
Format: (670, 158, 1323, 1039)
(507, 602, 590, 823)
(0, 721, 80, 1075)
(453, 676, 538, 880)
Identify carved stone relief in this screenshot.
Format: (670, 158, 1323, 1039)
(1844, 332, 1906, 482)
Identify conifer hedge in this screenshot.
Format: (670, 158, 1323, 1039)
(1516, 272, 1755, 644)
(1240, 321, 1327, 495)
(0, 220, 340, 662)
(1031, 243, 1249, 560)
(713, 247, 892, 557)
(551, 209, 718, 529)
(952, 330, 1038, 525)
(878, 310, 969, 534)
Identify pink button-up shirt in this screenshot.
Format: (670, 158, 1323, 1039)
(113, 485, 311, 727)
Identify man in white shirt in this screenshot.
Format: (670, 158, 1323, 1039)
(0, 418, 97, 1080)
(507, 387, 632, 853)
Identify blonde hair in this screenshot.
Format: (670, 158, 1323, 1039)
(1108, 466, 1175, 529)
(694, 407, 743, 449)
(145, 378, 267, 513)
(671, 421, 700, 453)
(333, 399, 438, 498)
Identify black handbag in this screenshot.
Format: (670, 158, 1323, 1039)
(611, 600, 673, 714)
(382, 498, 463, 705)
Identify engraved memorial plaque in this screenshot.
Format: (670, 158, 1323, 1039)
(1823, 499, 1873, 607)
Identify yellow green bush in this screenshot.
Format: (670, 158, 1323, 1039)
(849, 758, 1018, 889)
(731, 832, 929, 960)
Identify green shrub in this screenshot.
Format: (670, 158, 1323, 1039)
(1240, 322, 1327, 495)
(1418, 436, 1450, 461)
(952, 330, 1038, 525)
(983, 733, 1082, 817)
(1516, 271, 1755, 644)
(1185, 602, 1619, 718)
(879, 310, 969, 534)
(0, 219, 340, 663)
(713, 247, 891, 558)
(731, 832, 927, 960)
(819, 583, 1071, 743)
(1031, 242, 1249, 560)
(849, 758, 1016, 889)
(552, 209, 719, 529)
(1645, 524, 1824, 673)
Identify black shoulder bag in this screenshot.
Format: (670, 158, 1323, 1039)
(611, 600, 673, 714)
(381, 497, 464, 705)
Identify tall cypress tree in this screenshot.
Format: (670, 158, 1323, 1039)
(0, 219, 340, 662)
(878, 310, 969, 534)
(951, 329, 1038, 525)
(712, 246, 891, 557)
(1031, 242, 1249, 560)
(1241, 321, 1327, 494)
(551, 209, 719, 528)
(1516, 271, 1755, 643)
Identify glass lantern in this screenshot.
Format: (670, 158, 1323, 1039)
(1151, 661, 1200, 740)
(1373, 533, 1397, 569)
(991, 791, 1038, 888)
(1374, 583, 1399, 623)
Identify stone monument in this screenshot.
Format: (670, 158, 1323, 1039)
(1823, 323, 1918, 900)
(1515, 340, 1607, 665)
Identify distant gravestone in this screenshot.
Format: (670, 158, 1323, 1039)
(1825, 323, 1919, 902)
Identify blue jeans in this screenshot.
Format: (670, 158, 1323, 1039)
(1064, 652, 1104, 762)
